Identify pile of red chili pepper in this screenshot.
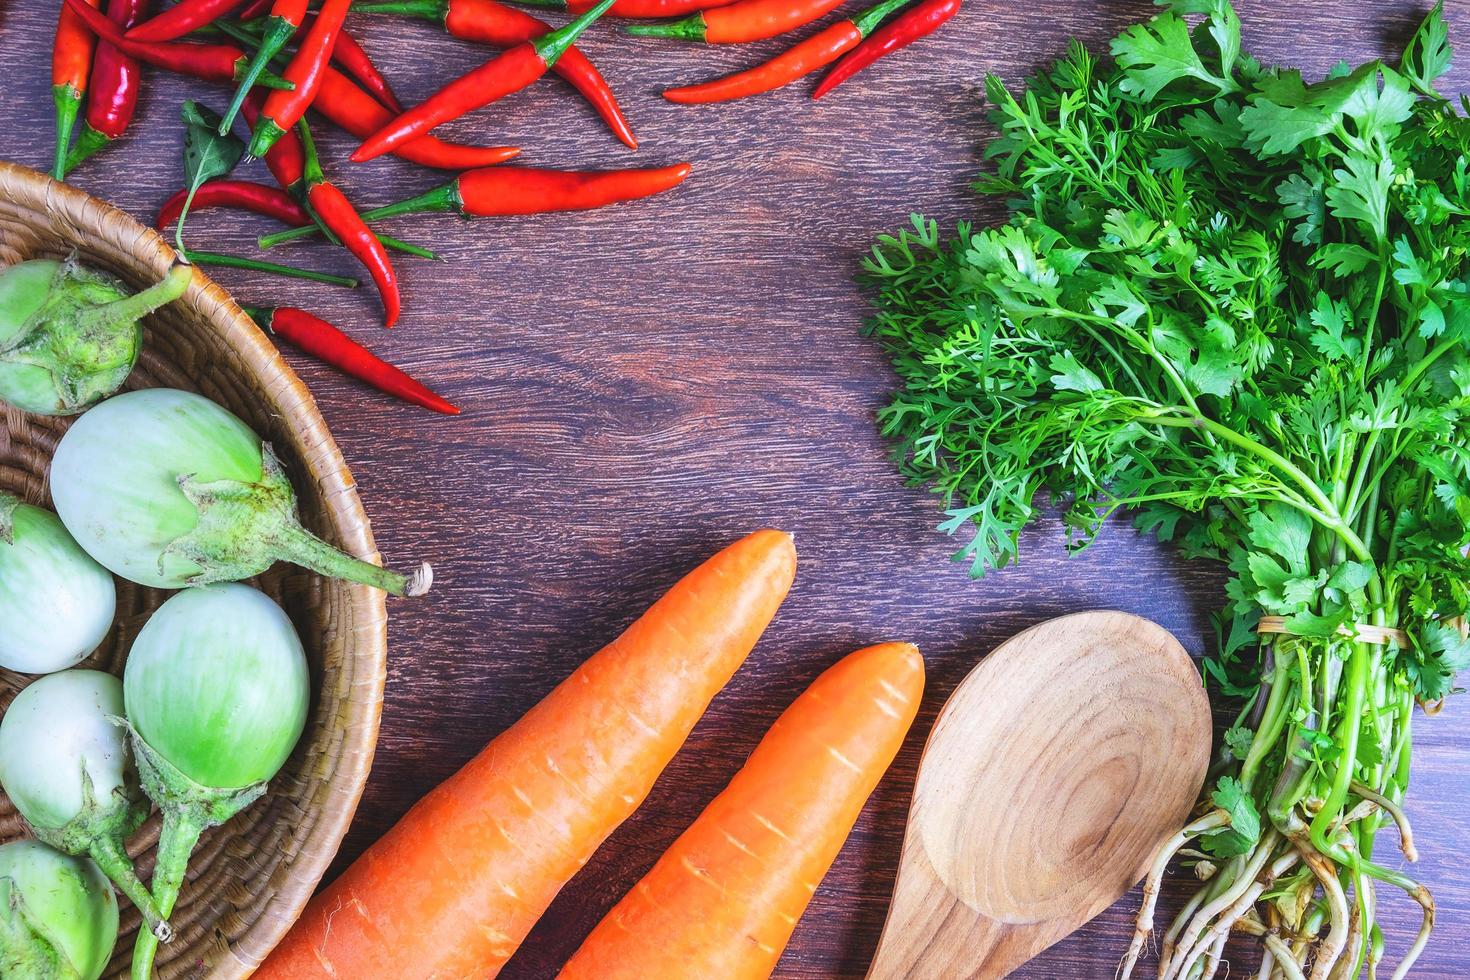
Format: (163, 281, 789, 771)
(47, 0, 960, 414)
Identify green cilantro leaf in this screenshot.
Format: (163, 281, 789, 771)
(1203, 776, 1262, 857)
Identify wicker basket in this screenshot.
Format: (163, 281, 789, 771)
(0, 160, 387, 978)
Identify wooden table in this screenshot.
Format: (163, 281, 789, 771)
(2, 0, 1467, 975)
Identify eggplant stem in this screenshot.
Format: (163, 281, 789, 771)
(76, 265, 192, 334)
(130, 807, 203, 980)
(89, 835, 173, 943)
(276, 521, 432, 597)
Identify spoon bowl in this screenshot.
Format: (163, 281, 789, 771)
(868, 611, 1211, 979)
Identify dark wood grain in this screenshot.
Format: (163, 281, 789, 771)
(1, 0, 1468, 975)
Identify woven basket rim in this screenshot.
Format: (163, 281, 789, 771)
(0, 159, 389, 978)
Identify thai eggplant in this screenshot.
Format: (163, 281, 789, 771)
(49, 387, 431, 595)
(0, 839, 119, 980)
(0, 492, 116, 674)
(121, 583, 309, 979)
(0, 670, 169, 939)
(0, 258, 190, 416)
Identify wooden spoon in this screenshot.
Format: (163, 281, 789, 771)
(868, 611, 1212, 979)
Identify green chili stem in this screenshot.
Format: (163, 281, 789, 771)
(62, 125, 110, 178)
(257, 219, 444, 257)
(851, 0, 910, 37)
(221, 16, 298, 136)
(351, 0, 448, 18)
(536, 0, 615, 66)
(181, 250, 359, 287)
(52, 84, 82, 181)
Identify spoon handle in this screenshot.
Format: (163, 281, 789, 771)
(867, 834, 1013, 980)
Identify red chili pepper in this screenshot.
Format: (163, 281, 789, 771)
(625, 0, 840, 43)
(519, 0, 733, 18)
(353, 0, 634, 148)
(298, 121, 400, 327)
(350, 0, 614, 163)
(244, 306, 460, 414)
(663, 0, 906, 102)
(155, 179, 312, 229)
(62, 0, 295, 86)
(812, 0, 959, 98)
(315, 65, 522, 170)
(219, 0, 308, 133)
(324, 21, 401, 112)
(238, 94, 441, 260)
(380, 163, 695, 217)
(63, 0, 147, 176)
(51, 0, 101, 179)
(127, 0, 248, 42)
(260, 162, 692, 250)
(249, 0, 351, 156)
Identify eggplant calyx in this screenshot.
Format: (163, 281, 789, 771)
(27, 763, 168, 942)
(1, 258, 140, 415)
(124, 722, 267, 836)
(161, 443, 303, 587)
(164, 443, 427, 597)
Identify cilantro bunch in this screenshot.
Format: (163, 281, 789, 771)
(863, 2, 1467, 976)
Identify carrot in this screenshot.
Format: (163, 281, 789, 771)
(255, 528, 797, 980)
(559, 641, 924, 980)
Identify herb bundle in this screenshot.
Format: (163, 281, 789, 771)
(863, 2, 1469, 977)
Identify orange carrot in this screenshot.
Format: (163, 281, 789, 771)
(559, 641, 924, 980)
(255, 529, 797, 980)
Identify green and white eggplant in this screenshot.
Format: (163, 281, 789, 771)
(122, 584, 310, 979)
(0, 258, 191, 416)
(0, 670, 169, 940)
(0, 492, 116, 674)
(49, 387, 431, 596)
(0, 840, 118, 980)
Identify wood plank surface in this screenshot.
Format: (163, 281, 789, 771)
(1, 0, 1467, 975)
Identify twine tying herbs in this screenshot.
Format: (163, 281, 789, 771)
(1255, 616, 1457, 715)
(1255, 616, 1410, 648)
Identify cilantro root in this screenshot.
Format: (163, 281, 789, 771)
(864, 0, 1466, 975)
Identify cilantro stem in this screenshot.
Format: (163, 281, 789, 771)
(1309, 640, 1369, 854)
(1358, 249, 1389, 374)
(1341, 429, 1381, 523)
(1148, 412, 1371, 556)
(1239, 657, 1292, 792)
(1401, 335, 1458, 392)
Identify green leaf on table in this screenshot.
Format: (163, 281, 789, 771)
(176, 101, 245, 254)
